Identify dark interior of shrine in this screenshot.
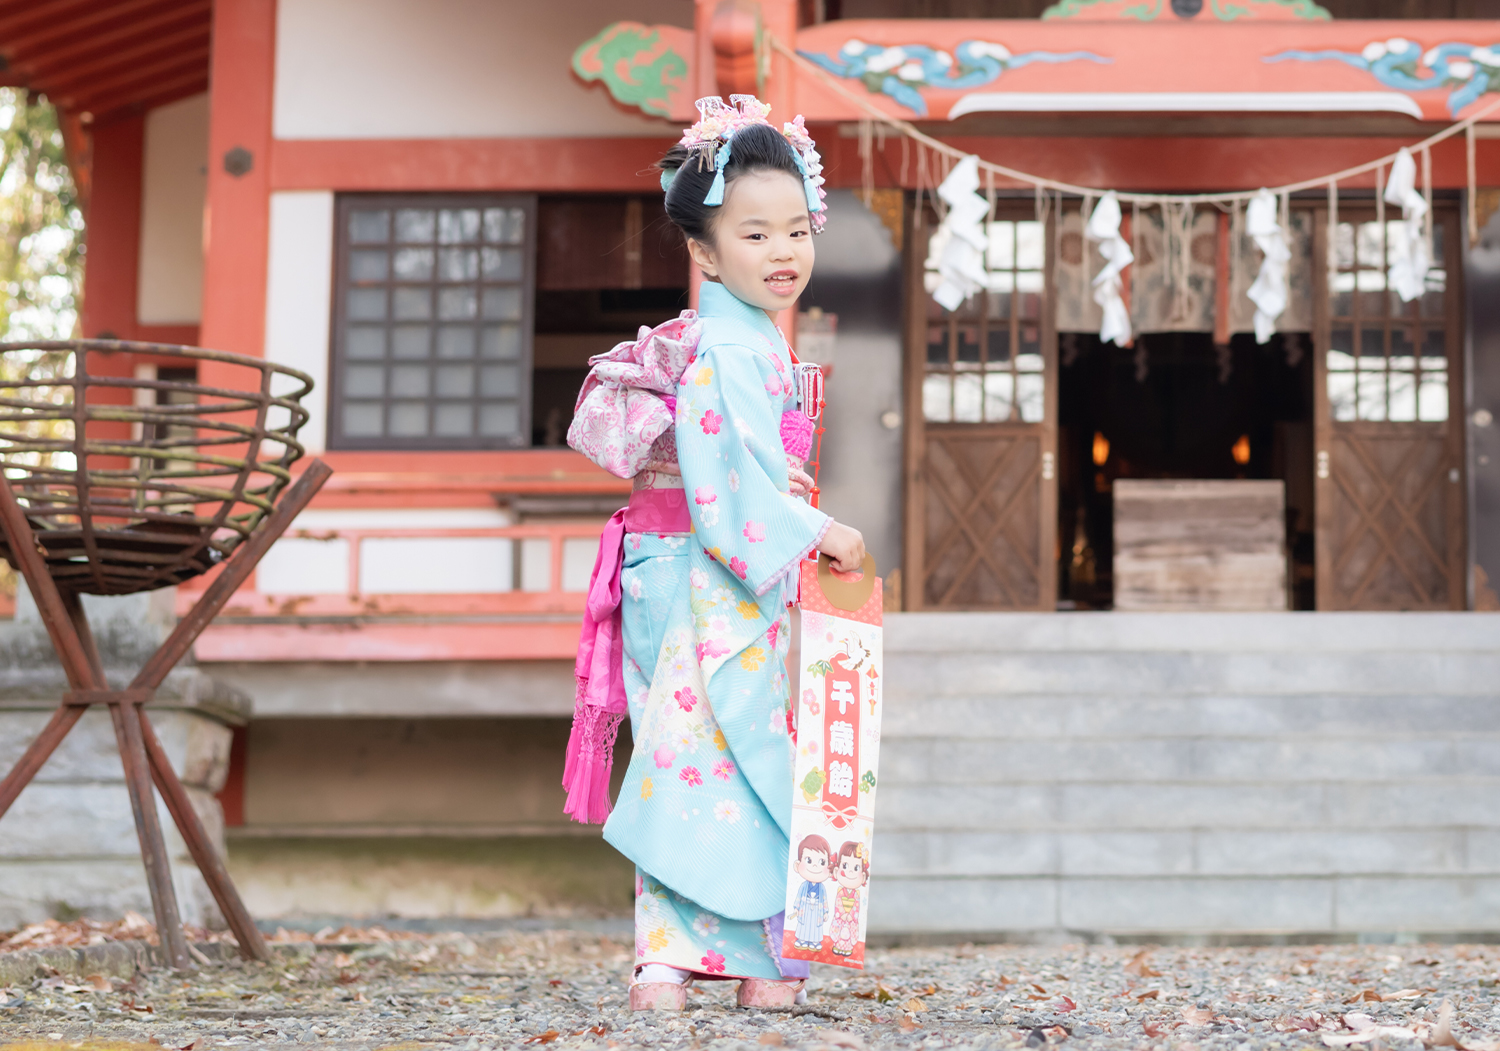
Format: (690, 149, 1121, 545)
(1057, 330, 1316, 610)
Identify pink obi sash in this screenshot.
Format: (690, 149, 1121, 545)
(623, 486, 690, 534)
(562, 487, 692, 824)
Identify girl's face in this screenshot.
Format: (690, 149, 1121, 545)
(687, 170, 814, 319)
(836, 854, 867, 888)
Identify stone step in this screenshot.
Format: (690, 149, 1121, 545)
(883, 611, 1500, 654)
(881, 693, 1500, 737)
(866, 874, 1500, 935)
(878, 780, 1500, 831)
(881, 735, 1500, 782)
(875, 827, 1500, 877)
(882, 650, 1499, 697)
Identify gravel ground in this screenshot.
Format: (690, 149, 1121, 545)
(4, 933, 1500, 1050)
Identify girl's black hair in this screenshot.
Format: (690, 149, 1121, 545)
(657, 122, 805, 244)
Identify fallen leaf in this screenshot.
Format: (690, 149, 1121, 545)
(1135, 990, 1160, 1001)
(589, 1026, 608, 1037)
(1056, 996, 1077, 1012)
(813, 1032, 865, 1050)
(83, 975, 112, 992)
(998, 975, 1016, 986)
(524, 1031, 560, 1045)
(899, 1016, 920, 1032)
(1126, 950, 1162, 978)
(1380, 989, 1420, 1001)
(876, 981, 896, 1004)
(1181, 1007, 1215, 1026)
(757, 1034, 785, 1046)
(1345, 990, 1382, 1004)
(1031, 983, 1048, 994)
(916, 984, 938, 996)
(178, 1042, 199, 1051)
(549, 979, 565, 987)
(904, 997, 928, 1012)
(1432, 999, 1460, 1048)
(1142, 1022, 1165, 1038)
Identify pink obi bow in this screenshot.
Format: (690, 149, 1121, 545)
(566, 312, 700, 479)
(562, 490, 692, 824)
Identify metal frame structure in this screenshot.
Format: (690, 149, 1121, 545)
(0, 340, 330, 968)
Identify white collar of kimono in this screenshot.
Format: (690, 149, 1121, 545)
(697, 281, 784, 346)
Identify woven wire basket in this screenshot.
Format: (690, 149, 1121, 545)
(0, 340, 313, 596)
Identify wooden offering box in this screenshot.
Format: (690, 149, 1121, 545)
(1113, 480, 1288, 612)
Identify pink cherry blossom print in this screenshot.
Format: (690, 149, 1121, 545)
(695, 486, 717, 505)
(654, 746, 676, 769)
(766, 622, 780, 650)
(728, 468, 741, 492)
(674, 687, 698, 712)
(712, 759, 736, 781)
(729, 556, 748, 580)
(743, 521, 766, 543)
(700, 409, 722, 435)
(696, 639, 730, 662)
(701, 950, 726, 973)
(679, 766, 703, 787)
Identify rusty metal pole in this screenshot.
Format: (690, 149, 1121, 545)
(128, 459, 331, 963)
(59, 592, 191, 972)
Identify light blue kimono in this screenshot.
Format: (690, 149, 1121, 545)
(604, 282, 831, 979)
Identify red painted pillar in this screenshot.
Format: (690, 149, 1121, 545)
(79, 116, 144, 341)
(199, 0, 276, 379)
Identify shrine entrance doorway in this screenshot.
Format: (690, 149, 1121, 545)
(1055, 330, 1317, 611)
(1311, 205, 1468, 610)
(902, 200, 1058, 612)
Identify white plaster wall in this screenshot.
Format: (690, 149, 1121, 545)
(264, 191, 334, 453)
(137, 93, 208, 325)
(273, 0, 693, 140)
(255, 508, 518, 595)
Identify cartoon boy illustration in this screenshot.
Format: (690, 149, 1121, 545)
(830, 841, 870, 958)
(790, 834, 831, 952)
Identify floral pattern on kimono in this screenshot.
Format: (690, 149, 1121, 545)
(830, 886, 861, 957)
(602, 283, 830, 976)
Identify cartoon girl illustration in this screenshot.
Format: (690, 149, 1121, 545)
(790, 834, 831, 952)
(829, 841, 869, 958)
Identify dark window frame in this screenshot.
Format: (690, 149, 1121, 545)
(328, 192, 538, 451)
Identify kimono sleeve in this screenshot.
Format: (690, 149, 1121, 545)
(677, 344, 830, 597)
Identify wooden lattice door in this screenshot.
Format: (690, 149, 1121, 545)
(1312, 205, 1466, 609)
(903, 201, 1057, 610)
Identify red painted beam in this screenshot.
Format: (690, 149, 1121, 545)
(270, 137, 677, 193)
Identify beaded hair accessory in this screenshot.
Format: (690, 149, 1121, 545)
(660, 94, 828, 232)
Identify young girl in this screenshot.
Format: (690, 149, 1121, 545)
(565, 96, 865, 1012)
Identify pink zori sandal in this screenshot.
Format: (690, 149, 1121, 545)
(737, 978, 807, 1009)
(629, 979, 693, 1012)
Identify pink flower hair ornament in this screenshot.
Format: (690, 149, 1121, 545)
(660, 94, 828, 233)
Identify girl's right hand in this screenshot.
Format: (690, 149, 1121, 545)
(819, 521, 866, 574)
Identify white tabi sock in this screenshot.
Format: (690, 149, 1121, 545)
(635, 963, 691, 985)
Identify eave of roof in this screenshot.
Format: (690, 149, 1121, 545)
(0, 0, 211, 122)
